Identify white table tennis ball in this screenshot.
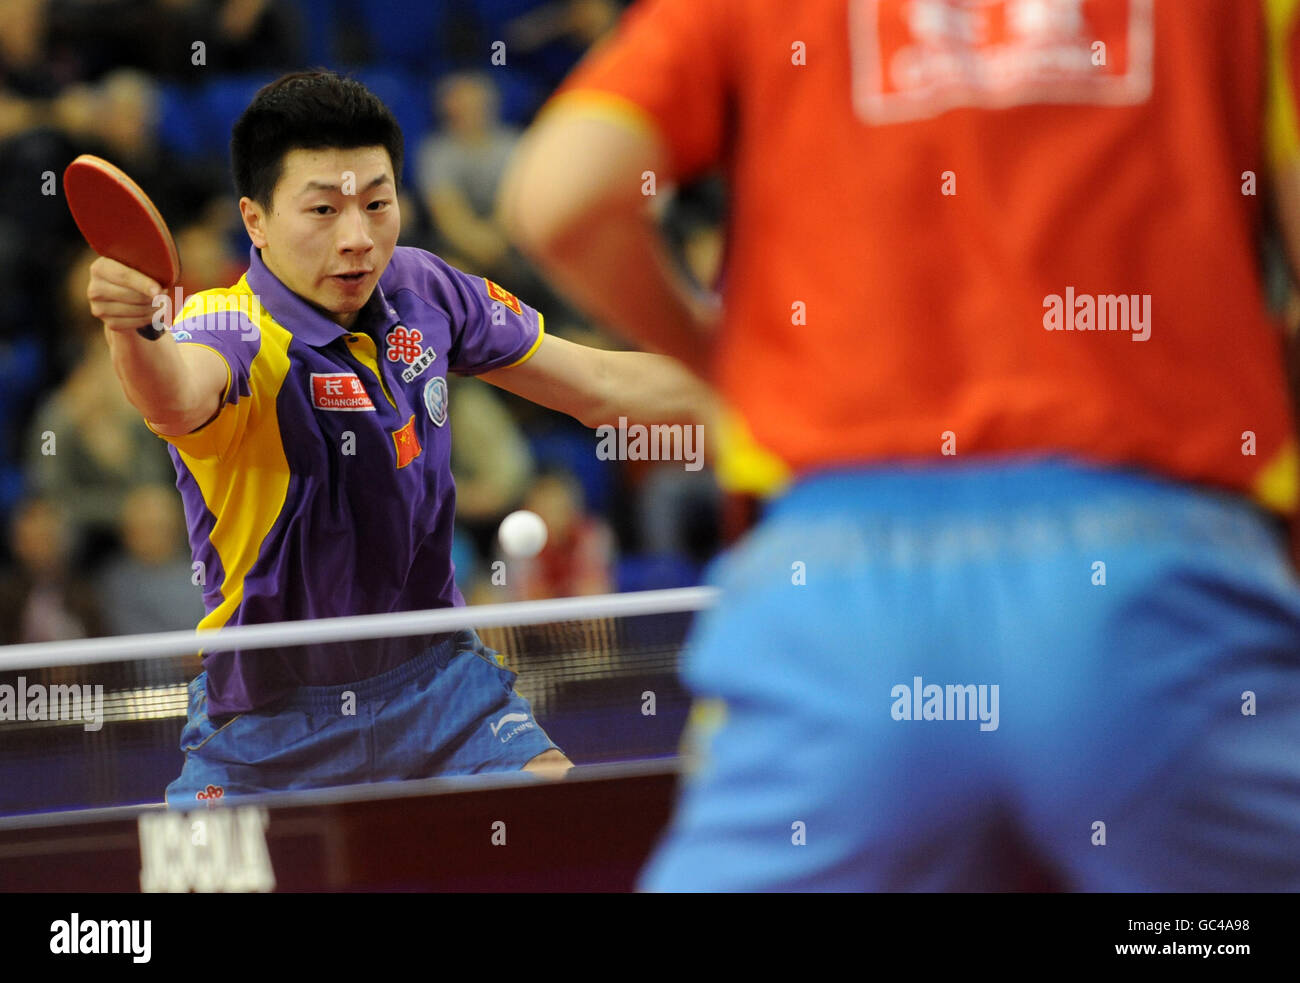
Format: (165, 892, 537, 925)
(498, 509, 548, 558)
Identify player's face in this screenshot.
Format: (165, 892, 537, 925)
(240, 146, 400, 329)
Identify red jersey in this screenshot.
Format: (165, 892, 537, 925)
(550, 0, 1300, 515)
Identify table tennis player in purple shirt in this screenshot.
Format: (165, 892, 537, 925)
(86, 70, 708, 804)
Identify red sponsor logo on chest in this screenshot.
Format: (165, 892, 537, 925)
(385, 325, 424, 365)
(391, 414, 422, 468)
(311, 372, 375, 411)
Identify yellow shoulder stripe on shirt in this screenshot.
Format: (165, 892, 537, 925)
(148, 280, 262, 461)
(501, 311, 546, 370)
(536, 89, 663, 144)
(143, 342, 233, 458)
(153, 276, 295, 634)
(1265, 0, 1300, 170)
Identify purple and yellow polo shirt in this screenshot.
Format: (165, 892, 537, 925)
(152, 245, 544, 715)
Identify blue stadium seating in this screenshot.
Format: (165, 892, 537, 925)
(0, 336, 43, 515)
(159, 71, 433, 187)
(527, 426, 615, 515)
(355, 1, 453, 72)
(614, 553, 702, 593)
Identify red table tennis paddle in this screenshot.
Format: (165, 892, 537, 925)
(64, 154, 181, 338)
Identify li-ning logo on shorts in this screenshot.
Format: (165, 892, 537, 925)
(849, 0, 1154, 124)
(490, 712, 535, 743)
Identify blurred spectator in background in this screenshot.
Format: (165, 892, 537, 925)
(0, 0, 60, 103)
(420, 70, 591, 336)
(637, 464, 720, 565)
(24, 249, 175, 562)
(174, 0, 302, 75)
(0, 69, 220, 364)
(506, 466, 614, 600)
(85, 69, 225, 229)
(419, 72, 525, 282)
(174, 197, 247, 294)
(665, 177, 726, 292)
(98, 484, 205, 634)
(630, 177, 725, 564)
(505, 0, 621, 91)
(0, 79, 92, 346)
(0, 496, 105, 644)
(422, 69, 614, 347)
(451, 374, 536, 558)
(47, 0, 302, 81)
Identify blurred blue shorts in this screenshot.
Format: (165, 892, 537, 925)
(165, 629, 559, 807)
(640, 456, 1300, 891)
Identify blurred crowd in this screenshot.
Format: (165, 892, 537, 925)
(0, 0, 727, 645)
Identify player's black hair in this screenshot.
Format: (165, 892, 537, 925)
(231, 70, 404, 207)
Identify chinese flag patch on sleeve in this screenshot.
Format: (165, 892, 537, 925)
(391, 415, 422, 468)
(484, 278, 523, 316)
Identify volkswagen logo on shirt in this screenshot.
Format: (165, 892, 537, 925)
(423, 376, 448, 427)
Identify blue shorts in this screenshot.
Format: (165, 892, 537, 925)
(639, 456, 1300, 891)
(165, 629, 559, 807)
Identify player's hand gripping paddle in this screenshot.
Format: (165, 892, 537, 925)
(64, 154, 180, 338)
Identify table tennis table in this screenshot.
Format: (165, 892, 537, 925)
(0, 760, 679, 892)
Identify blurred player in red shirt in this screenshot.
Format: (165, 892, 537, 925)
(503, 0, 1300, 890)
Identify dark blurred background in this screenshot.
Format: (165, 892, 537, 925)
(0, 0, 732, 646)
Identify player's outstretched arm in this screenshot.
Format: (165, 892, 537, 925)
(498, 107, 717, 376)
(88, 256, 227, 436)
(479, 333, 714, 431)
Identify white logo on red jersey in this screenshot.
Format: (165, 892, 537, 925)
(310, 372, 376, 411)
(850, 0, 1153, 124)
